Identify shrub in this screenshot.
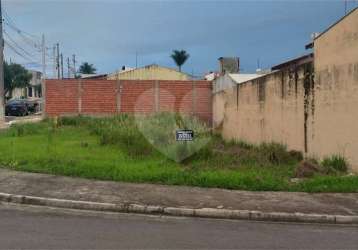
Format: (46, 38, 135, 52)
(321, 155, 348, 173)
(255, 142, 294, 165)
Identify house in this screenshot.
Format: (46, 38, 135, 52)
(107, 64, 191, 81)
(10, 70, 42, 100)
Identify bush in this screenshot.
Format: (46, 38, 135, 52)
(253, 142, 298, 166)
(321, 155, 348, 173)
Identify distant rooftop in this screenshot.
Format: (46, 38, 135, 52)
(271, 53, 314, 71)
(228, 73, 264, 84)
(80, 73, 108, 79)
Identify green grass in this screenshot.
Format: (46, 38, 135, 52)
(0, 115, 357, 193)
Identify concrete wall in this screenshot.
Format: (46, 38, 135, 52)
(213, 8, 358, 171)
(214, 65, 310, 153)
(213, 74, 237, 94)
(311, 8, 358, 169)
(107, 65, 191, 81)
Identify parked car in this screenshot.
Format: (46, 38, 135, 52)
(25, 99, 39, 113)
(5, 100, 29, 116)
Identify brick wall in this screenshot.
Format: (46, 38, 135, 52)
(45, 79, 212, 124)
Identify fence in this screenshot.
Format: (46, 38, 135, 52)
(45, 79, 212, 124)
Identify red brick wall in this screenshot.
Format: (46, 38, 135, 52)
(81, 80, 117, 114)
(120, 80, 155, 114)
(45, 79, 212, 124)
(46, 80, 79, 116)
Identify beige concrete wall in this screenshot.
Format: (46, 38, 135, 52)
(213, 8, 358, 171)
(214, 67, 308, 153)
(108, 65, 190, 81)
(312, 8, 358, 170)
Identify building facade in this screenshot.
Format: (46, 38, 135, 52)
(11, 70, 42, 100)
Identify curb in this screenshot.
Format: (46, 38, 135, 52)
(0, 192, 357, 225)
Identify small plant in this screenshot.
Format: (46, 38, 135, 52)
(321, 155, 348, 173)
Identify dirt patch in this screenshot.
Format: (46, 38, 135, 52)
(294, 160, 324, 178)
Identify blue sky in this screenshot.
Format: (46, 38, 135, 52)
(3, 0, 358, 77)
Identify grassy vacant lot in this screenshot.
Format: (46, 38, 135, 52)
(0, 114, 357, 193)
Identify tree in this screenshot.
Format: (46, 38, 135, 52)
(4, 62, 32, 98)
(170, 50, 189, 72)
(79, 62, 97, 74)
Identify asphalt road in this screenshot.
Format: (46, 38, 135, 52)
(0, 203, 357, 249)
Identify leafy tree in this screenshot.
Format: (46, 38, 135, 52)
(4, 62, 32, 98)
(79, 62, 97, 74)
(170, 50, 190, 72)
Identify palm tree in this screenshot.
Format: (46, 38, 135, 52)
(170, 50, 189, 72)
(79, 62, 97, 74)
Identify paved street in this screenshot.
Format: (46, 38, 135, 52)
(0, 203, 357, 249)
(1, 168, 357, 216)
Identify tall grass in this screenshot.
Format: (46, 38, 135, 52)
(0, 114, 356, 192)
(321, 155, 348, 173)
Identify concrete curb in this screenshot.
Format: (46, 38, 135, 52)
(0, 192, 357, 225)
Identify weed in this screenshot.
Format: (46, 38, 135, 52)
(0, 115, 356, 192)
(321, 155, 348, 173)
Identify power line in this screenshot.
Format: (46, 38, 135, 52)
(4, 30, 37, 58)
(4, 21, 42, 51)
(4, 40, 41, 64)
(3, 9, 40, 40)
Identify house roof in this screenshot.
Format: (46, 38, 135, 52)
(80, 74, 108, 79)
(228, 73, 263, 84)
(271, 53, 314, 71)
(110, 64, 190, 77)
(204, 72, 220, 81)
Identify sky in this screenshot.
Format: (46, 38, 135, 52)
(3, 0, 358, 77)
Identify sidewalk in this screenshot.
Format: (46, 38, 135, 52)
(0, 168, 357, 223)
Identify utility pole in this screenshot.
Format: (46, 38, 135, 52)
(67, 57, 70, 78)
(135, 51, 138, 68)
(72, 54, 76, 78)
(53, 45, 56, 79)
(56, 43, 60, 79)
(0, 0, 5, 124)
(60, 53, 63, 79)
(41, 34, 46, 118)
